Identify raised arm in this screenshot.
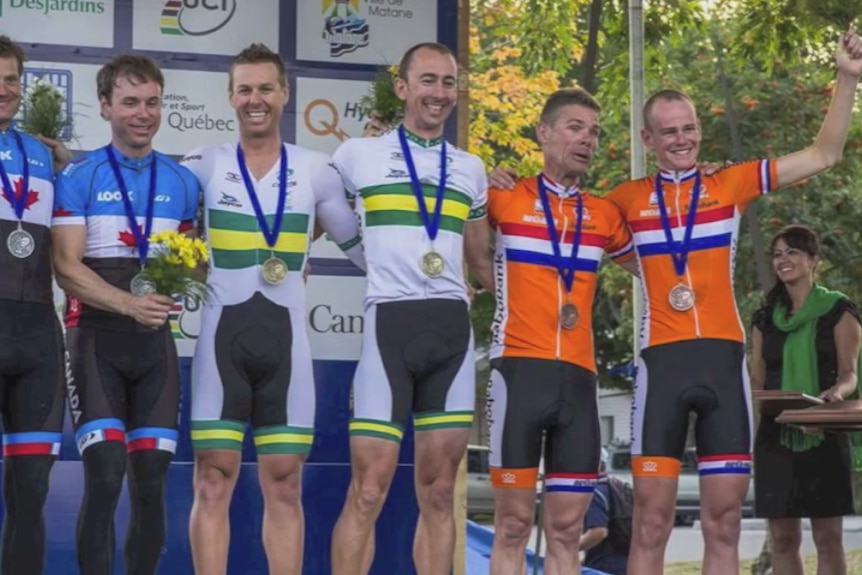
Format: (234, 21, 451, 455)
(775, 31, 862, 187)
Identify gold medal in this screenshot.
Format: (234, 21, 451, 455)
(668, 283, 695, 312)
(261, 257, 288, 285)
(559, 302, 579, 330)
(421, 251, 445, 278)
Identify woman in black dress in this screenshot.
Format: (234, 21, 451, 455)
(750, 224, 861, 575)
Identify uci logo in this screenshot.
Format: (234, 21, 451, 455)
(160, 0, 237, 36)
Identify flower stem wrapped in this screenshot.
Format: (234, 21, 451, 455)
(140, 231, 211, 301)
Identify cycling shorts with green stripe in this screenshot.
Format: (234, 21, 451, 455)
(350, 298, 475, 442)
(190, 292, 314, 455)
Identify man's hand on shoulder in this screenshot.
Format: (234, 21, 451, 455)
(362, 112, 391, 138)
(488, 166, 517, 190)
(36, 134, 72, 173)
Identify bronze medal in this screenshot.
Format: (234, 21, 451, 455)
(668, 283, 695, 312)
(560, 302, 579, 330)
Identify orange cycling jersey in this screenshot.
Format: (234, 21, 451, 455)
(488, 176, 634, 372)
(606, 160, 778, 349)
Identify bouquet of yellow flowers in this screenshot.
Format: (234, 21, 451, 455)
(138, 231, 211, 301)
(17, 76, 72, 140)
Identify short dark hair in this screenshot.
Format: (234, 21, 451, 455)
(397, 42, 456, 80)
(0, 36, 25, 77)
(643, 89, 695, 129)
(539, 87, 601, 126)
(97, 55, 164, 102)
(229, 43, 287, 92)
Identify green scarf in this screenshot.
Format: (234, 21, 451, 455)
(772, 284, 862, 468)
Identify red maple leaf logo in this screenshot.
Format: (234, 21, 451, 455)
(52, 205, 73, 217)
(118, 225, 143, 247)
(2, 177, 39, 210)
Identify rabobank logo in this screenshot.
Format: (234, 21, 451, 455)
(322, 0, 369, 58)
(0, 0, 105, 17)
(160, 0, 236, 36)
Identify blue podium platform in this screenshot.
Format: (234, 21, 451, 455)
(0, 358, 421, 575)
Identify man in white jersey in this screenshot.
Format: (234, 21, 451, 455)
(330, 42, 493, 575)
(181, 44, 366, 575)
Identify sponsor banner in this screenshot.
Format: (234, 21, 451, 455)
(132, 0, 279, 56)
(155, 68, 237, 154)
(0, 0, 114, 48)
(305, 275, 366, 361)
(168, 275, 366, 360)
(19, 63, 237, 154)
(296, 0, 436, 65)
(295, 77, 374, 156)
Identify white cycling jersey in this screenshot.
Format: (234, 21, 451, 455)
(182, 142, 364, 311)
(333, 128, 487, 307)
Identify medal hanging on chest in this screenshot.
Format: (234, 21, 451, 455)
(237, 143, 290, 285)
(0, 131, 35, 259)
(398, 125, 448, 279)
(537, 176, 584, 330)
(654, 172, 701, 312)
(105, 146, 158, 295)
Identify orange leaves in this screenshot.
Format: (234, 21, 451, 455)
(468, 58, 561, 174)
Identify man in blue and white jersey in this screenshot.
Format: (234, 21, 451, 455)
(330, 41, 494, 575)
(0, 34, 68, 575)
(51, 55, 198, 575)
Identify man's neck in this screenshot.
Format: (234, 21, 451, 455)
(0, 120, 11, 133)
(542, 166, 580, 192)
(657, 164, 698, 182)
(239, 133, 282, 157)
(786, 279, 814, 312)
(402, 119, 443, 145)
(112, 137, 151, 159)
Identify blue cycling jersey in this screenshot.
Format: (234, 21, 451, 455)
(53, 145, 199, 330)
(0, 129, 55, 304)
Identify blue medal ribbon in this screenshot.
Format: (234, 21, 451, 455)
(537, 175, 584, 294)
(105, 146, 157, 268)
(654, 171, 701, 278)
(236, 143, 288, 250)
(398, 125, 447, 243)
(0, 130, 31, 222)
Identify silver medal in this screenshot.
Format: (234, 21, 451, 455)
(130, 273, 157, 296)
(7, 228, 35, 259)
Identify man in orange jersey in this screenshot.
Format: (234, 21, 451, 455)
(606, 31, 862, 575)
(484, 87, 638, 575)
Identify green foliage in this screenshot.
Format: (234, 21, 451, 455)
(358, 65, 404, 125)
(18, 79, 70, 140)
(468, 0, 862, 389)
